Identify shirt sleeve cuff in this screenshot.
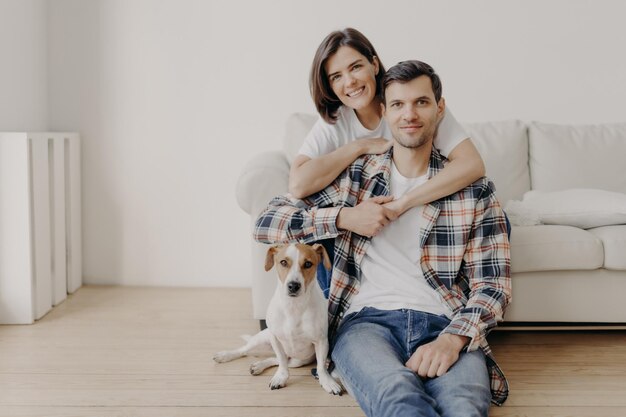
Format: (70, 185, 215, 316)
(442, 320, 481, 352)
(313, 207, 342, 240)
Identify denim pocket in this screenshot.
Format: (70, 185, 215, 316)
(341, 306, 371, 324)
(408, 311, 451, 345)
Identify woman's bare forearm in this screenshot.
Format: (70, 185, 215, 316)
(289, 143, 362, 198)
(388, 139, 486, 214)
(289, 138, 391, 198)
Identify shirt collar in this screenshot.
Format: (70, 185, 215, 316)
(372, 145, 446, 185)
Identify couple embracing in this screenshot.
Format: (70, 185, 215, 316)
(254, 28, 511, 417)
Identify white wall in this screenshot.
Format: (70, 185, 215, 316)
(42, 0, 626, 287)
(0, 0, 48, 131)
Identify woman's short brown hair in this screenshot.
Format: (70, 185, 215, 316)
(310, 28, 386, 124)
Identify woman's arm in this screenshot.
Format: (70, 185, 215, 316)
(385, 138, 486, 215)
(289, 138, 391, 199)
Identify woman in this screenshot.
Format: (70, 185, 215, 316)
(291, 28, 487, 295)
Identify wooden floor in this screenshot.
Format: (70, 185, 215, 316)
(1, 286, 625, 416)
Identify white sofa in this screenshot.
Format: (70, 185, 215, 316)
(236, 114, 626, 326)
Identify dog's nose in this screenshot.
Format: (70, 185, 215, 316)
(287, 281, 301, 295)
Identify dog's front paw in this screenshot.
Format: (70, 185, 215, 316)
(269, 369, 289, 390)
(250, 361, 266, 376)
(320, 375, 343, 396)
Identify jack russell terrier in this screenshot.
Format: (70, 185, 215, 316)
(213, 243, 342, 395)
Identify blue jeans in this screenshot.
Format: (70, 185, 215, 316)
(331, 308, 491, 417)
(315, 238, 334, 299)
(317, 262, 331, 299)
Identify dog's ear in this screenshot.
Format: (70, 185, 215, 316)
(312, 244, 331, 270)
(264, 245, 280, 271)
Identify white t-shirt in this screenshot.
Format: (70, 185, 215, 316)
(298, 105, 467, 160)
(345, 162, 454, 318)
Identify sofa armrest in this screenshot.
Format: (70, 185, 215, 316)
(236, 151, 290, 216)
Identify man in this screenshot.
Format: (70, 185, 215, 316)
(254, 60, 511, 417)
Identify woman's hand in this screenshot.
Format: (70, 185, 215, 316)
(356, 138, 393, 155)
(383, 196, 409, 217)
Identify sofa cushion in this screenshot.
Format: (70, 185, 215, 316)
(587, 225, 626, 270)
(520, 189, 626, 229)
(510, 225, 604, 273)
(528, 122, 626, 194)
(283, 112, 317, 164)
(462, 120, 530, 205)
(504, 270, 626, 322)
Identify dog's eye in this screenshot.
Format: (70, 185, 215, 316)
(280, 260, 288, 267)
(303, 261, 313, 269)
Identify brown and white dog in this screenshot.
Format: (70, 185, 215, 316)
(213, 243, 342, 394)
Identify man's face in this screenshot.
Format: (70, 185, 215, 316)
(382, 75, 445, 149)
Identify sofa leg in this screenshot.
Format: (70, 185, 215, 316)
(260, 320, 267, 331)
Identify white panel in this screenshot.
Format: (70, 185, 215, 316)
(28, 134, 53, 320)
(51, 137, 67, 305)
(66, 134, 82, 293)
(0, 133, 35, 324)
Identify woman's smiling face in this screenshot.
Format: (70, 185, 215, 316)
(325, 46, 380, 112)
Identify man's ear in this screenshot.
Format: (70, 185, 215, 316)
(264, 245, 280, 271)
(380, 101, 386, 118)
(312, 244, 332, 270)
(437, 97, 446, 122)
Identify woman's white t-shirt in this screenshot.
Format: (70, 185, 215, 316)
(298, 105, 467, 159)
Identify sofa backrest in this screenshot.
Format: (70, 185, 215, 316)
(528, 122, 626, 194)
(283, 113, 531, 205)
(463, 120, 530, 205)
(283, 113, 317, 164)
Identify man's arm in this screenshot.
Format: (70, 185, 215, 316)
(254, 193, 398, 244)
(254, 194, 343, 244)
(406, 180, 510, 377)
(254, 159, 397, 244)
(441, 179, 512, 351)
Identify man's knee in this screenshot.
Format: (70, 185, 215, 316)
(337, 367, 439, 417)
(428, 350, 491, 417)
(374, 371, 438, 415)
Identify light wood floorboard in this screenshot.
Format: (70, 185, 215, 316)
(1, 286, 625, 416)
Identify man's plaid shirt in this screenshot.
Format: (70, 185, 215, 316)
(254, 147, 512, 405)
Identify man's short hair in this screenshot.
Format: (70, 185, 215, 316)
(381, 60, 442, 104)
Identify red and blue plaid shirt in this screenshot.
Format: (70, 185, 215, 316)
(254, 147, 511, 405)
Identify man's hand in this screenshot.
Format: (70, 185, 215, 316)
(405, 333, 470, 378)
(337, 196, 398, 237)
